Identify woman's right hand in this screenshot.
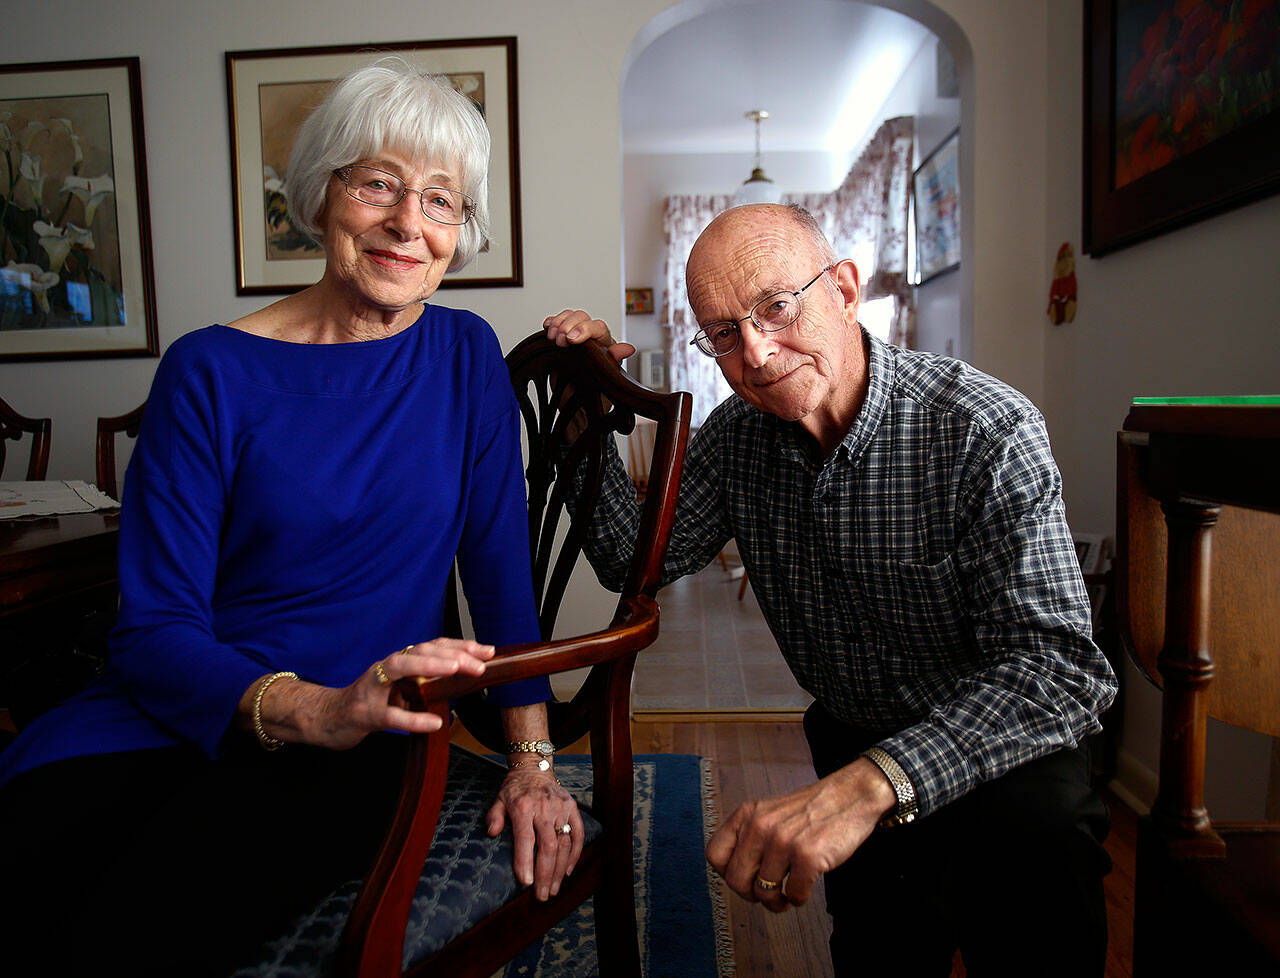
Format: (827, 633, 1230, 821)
(251, 639, 494, 750)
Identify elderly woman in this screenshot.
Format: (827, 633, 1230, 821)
(0, 60, 580, 976)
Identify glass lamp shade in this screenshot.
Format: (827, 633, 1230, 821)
(734, 166, 783, 206)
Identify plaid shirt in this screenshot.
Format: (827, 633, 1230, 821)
(584, 331, 1116, 817)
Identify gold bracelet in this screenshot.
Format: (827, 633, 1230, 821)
(507, 758, 559, 783)
(253, 671, 298, 751)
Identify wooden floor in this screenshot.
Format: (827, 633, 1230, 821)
(456, 717, 1138, 976)
(633, 718, 1138, 978)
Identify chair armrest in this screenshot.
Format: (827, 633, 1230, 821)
(396, 595, 659, 708)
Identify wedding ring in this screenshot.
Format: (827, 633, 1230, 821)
(398, 644, 415, 655)
(754, 876, 780, 892)
(559, 823, 572, 836)
(373, 661, 392, 686)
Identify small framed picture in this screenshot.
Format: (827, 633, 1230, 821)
(912, 127, 960, 286)
(0, 57, 158, 362)
(625, 287, 654, 315)
(226, 37, 522, 294)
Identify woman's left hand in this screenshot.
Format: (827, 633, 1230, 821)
(486, 766, 584, 901)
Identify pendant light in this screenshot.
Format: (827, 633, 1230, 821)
(734, 109, 783, 205)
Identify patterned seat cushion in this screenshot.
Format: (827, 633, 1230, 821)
(235, 745, 602, 978)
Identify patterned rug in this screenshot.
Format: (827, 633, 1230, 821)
(504, 754, 732, 978)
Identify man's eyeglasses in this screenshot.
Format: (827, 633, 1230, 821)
(689, 265, 835, 358)
(333, 164, 475, 226)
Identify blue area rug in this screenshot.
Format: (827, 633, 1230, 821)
(504, 753, 731, 978)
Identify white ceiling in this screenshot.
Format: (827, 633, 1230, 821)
(621, 1, 932, 156)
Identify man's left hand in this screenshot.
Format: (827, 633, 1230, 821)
(705, 757, 897, 913)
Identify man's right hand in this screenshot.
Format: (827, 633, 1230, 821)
(543, 309, 635, 364)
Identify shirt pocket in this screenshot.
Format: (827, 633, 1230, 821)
(859, 555, 971, 659)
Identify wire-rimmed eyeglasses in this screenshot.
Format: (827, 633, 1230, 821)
(333, 164, 475, 226)
(688, 265, 836, 358)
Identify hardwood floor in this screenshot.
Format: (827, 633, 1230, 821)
(635, 719, 1139, 978)
(454, 718, 1139, 977)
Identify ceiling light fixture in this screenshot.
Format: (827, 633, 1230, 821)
(734, 109, 783, 206)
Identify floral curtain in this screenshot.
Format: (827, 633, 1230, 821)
(658, 116, 916, 427)
(659, 193, 737, 428)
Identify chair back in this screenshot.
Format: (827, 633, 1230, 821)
(452, 335, 690, 750)
(95, 403, 146, 500)
(0, 396, 51, 480)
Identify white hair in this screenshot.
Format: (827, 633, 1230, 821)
(284, 57, 491, 270)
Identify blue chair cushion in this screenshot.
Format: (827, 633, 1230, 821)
(234, 745, 602, 977)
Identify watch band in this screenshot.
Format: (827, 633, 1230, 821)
(862, 746, 919, 828)
(506, 739, 555, 757)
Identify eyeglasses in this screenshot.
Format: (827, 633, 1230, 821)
(688, 265, 835, 358)
(333, 164, 475, 226)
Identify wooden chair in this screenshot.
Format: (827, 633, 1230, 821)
(0, 396, 51, 480)
(1116, 417, 1280, 977)
(240, 333, 691, 978)
(95, 402, 146, 499)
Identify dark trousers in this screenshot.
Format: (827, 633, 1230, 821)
(804, 702, 1112, 978)
(0, 733, 410, 977)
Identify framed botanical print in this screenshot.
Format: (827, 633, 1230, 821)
(0, 57, 158, 361)
(912, 127, 960, 285)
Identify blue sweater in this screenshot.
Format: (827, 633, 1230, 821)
(0, 306, 547, 785)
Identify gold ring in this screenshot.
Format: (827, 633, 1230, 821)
(399, 644, 414, 655)
(373, 661, 392, 686)
(754, 876, 780, 892)
(559, 823, 572, 836)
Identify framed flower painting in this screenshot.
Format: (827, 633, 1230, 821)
(0, 57, 158, 361)
(1084, 0, 1280, 256)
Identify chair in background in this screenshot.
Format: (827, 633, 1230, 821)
(0, 396, 51, 480)
(242, 333, 691, 978)
(1116, 417, 1280, 976)
(95, 402, 146, 500)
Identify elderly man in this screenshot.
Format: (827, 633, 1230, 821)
(545, 203, 1116, 976)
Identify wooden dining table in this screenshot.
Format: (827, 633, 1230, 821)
(0, 511, 120, 625)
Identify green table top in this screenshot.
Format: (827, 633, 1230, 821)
(1132, 395, 1280, 406)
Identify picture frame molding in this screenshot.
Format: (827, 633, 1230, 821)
(1083, 0, 1280, 257)
(225, 36, 523, 294)
(0, 55, 159, 362)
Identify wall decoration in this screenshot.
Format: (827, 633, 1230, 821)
(1047, 242, 1078, 325)
(0, 57, 158, 362)
(226, 37, 522, 294)
(625, 287, 653, 315)
(912, 127, 960, 285)
(1084, 0, 1280, 256)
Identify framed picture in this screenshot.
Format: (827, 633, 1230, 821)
(0, 57, 158, 362)
(625, 287, 653, 315)
(1084, 0, 1280, 257)
(912, 127, 960, 286)
(226, 37, 522, 294)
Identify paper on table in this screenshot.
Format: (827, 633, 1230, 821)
(0, 480, 120, 519)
